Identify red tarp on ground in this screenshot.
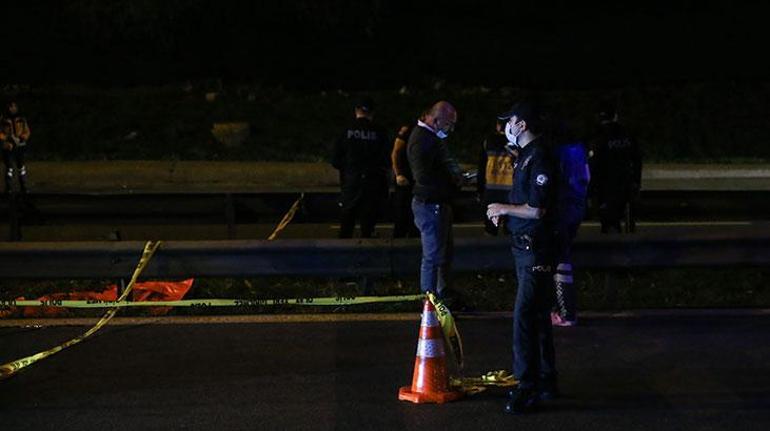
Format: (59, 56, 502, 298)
(0, 279, 194, 318)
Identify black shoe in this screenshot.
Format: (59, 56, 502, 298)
(504, 387, 538, 415)
(537, 377, 560, 401)
(538, 384, 560, 401)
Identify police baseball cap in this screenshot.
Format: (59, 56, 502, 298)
(355, 96, 376, 112)
(497, 102, 538, 122)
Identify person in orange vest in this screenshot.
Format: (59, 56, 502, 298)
(1, 101, 31, 195)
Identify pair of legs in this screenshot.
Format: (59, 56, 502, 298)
(552, 207, 585, 324)
(511, 236, 557, 392)
(599, 193, 636, 234)
(339, 175, 387, 239)
(412, 199, 453, 299)
(2, 146, 27, 194)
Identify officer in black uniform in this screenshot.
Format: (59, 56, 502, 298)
(588, 104, 642, 233)
(487, 102, 558, 415)
(391, 121, 420, 238)
(331, 97, 390, 238)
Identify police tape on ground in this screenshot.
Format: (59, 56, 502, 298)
(3, 294, 425, 309)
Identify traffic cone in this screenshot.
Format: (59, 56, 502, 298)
(398, 299, 464, 403)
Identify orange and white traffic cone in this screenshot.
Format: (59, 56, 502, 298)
(398, 298, 464, 404)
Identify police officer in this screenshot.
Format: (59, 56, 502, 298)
(408, 101, 463, 300)
(331, 97, 390, 238)
(486, 102, 558, 414)
(550, 124, 590, 327)
(477, 118, 515, 235)
(1, 101, 31, 195)
(391, 118, 420, 239)
(588, 103, 642, 233)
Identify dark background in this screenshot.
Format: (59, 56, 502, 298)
(1, 0, 768, 88)
(1, 1, 769, 162)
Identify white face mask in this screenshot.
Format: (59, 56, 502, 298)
(505, 120, 523, 144)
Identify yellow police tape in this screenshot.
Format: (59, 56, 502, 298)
(450, 370, 518, 395)
(427, 292, 464, 368)
(0, 241, 162, 381)
(267, 193, 304, 241)
(426, 293, 518, 394)
(7, 294, 425, 309)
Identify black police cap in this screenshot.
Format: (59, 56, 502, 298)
(355, 96, 375, 112)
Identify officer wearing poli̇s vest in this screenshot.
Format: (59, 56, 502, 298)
(331, 97, 391, 239)
(588, 102, 642, 234)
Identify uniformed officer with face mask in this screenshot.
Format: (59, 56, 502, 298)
(331, 97, 391, 238)
(487, 102, 558, 415)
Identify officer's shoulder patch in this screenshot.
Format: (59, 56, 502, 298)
(536, 174, 549, 186)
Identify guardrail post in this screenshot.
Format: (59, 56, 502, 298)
(8, 192, 22, 242)
(225, 193, 236, 239)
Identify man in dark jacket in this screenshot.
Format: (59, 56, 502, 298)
(407, 101, 463, 299)
(331, 97, 391, 238)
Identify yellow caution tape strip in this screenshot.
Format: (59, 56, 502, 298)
(0, 241, 162, 381)
(450, 370, 518, 395)
(267, 193, 304, 241)
(427, 292, 464, 369)
(4, 294, 425, 309)
(425, 293, 518, 394)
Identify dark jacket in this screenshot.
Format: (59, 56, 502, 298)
(507, 137, 556, 240)
(331, 117, 390, 176)
(331, 117, 390, 206)
(407, 124, 463, 204)
(588, 121, 642, 199)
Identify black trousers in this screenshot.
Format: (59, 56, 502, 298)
(598, 193, 636, 233)
(339, 174, 387, 239)
(2, 146, 27, 193)
(392, 185, 419, 238)
(511, 234, 557, 389)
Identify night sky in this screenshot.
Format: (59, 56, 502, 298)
(1, 0, 768, 88)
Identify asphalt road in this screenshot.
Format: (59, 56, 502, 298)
(1, 312, 770, 430)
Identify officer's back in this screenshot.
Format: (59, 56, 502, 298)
(332, 116, 389, 177)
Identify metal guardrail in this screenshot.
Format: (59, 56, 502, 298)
(0, 233, 768, 279)
(3, 190, 770, 225)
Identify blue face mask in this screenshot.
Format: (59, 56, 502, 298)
(436, 129, 449, 140)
